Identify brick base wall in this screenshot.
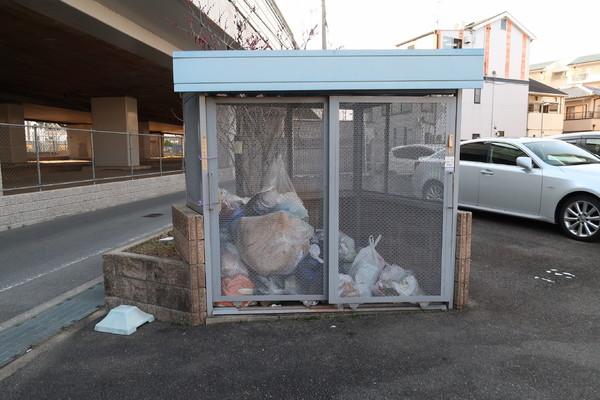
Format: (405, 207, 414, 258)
(0, 173, 184, 231)
(103, 243, 206, 326)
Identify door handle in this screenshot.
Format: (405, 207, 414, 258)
(480, 169, 494, 176)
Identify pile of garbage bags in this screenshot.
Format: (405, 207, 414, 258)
(218, 155, 324, 304)
(338, 234, 424, 298)
(217, 154, 423, 306)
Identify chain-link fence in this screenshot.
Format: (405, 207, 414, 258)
(0, 122, 184, 195)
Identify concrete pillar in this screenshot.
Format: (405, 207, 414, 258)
(0, 103, 27, 164)
(91, 97, 139, 167)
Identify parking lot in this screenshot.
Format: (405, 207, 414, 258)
(1, 211, 599, 400)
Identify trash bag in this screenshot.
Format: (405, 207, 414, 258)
(338, 273, 361, 297)
(237, 211, 313, 276)
(243, 155, 308, 220)
(218, 274, 255, 307)
(350, 235, 386, 297)
(221, 243, 249, 278)
(295, 244, 324, 294)
(252, 275, 299, 295)
(220, 207, 245, 243)
(372, 264, 423, 297)
(242, 188, 281, 216)
(339, 231, 357, 263)
(339, 261, 354, 275)
(253, 275, 286, 295)
(219, 188, 248, 214)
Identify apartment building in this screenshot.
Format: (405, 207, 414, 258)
(397, 11, 535, 140)
(527, 80, 567, 137)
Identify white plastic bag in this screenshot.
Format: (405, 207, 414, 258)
(372, 264, 423, 297)
(220, 243, 249, 278)
(350, 235, 386, 297)
(257, 155, 308, 219)
(219, 188, 248, 212)
(338, 273, 360, 297)
(339, 231, 357, 263)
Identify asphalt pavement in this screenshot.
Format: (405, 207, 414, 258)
(0, 191, 185, 324)
(1, 210, 599, 399)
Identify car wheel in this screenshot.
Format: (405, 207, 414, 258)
(558, 195, 600, 242)
(422, 180, 444, 201)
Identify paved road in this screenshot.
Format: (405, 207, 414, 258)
(0, 191, 185, 324)
(1, 210, 599, 399)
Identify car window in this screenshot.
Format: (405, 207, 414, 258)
(460, 142, 489, 162)
(524, 140, 600, 166)
(490, 142, 527, 166)
(583, 138, 600, 156)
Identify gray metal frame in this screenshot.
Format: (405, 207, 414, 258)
(327, 95, 458, 305)
(199, 94, 460, 313)
(205, 96, 329, 304)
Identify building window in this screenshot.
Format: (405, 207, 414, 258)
(572, 72, 588, 82)
(496, 131, 505, 137)
(500, 18, 507, 30)
(421, 103, 434, 112)
(566, 104, 587, 120)
(472, 133, 480, 139)
(528, 104, 535, 112)
(474, 88, 481, 104)
(552, 71, 565, 80)
(543, 103, 559, 113)
(391, 103, 413, 115)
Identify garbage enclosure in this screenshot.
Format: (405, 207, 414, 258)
(173, 49, 483, 316)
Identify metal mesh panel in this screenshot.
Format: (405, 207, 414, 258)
(337, 101, 448, 300)
(215, 102, 326, 302)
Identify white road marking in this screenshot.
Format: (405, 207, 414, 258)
(0, 225, 170, 293)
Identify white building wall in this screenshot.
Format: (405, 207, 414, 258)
(487, 20, 506, 78)
(459, 81, 529, 140)
(509, 28, 524, 79)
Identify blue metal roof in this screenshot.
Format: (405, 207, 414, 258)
(172, 49, 483, 93)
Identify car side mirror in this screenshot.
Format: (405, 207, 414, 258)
(516, 156, 533, 170)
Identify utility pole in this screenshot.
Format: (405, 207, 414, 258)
(321, 0, 327, 49)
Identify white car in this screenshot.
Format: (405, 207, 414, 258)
(459, 138, 600, 241)
(389, 144, 444, 176)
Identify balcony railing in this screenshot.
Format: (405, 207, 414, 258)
(565, 111, 600, 120)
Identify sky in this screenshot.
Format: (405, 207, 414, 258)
(275, 0, 600, 64)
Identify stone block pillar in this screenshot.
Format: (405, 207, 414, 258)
(91, 97, 139, 167)
(454, 210, 472, 310)
(172, 204, 207, 322)
(0, 103, 27, 164)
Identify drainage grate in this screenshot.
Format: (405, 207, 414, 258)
(142, 213, 164, 218)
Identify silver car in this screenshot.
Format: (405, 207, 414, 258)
(554, 132, 600, 158)
(459, 138, 600, 241)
